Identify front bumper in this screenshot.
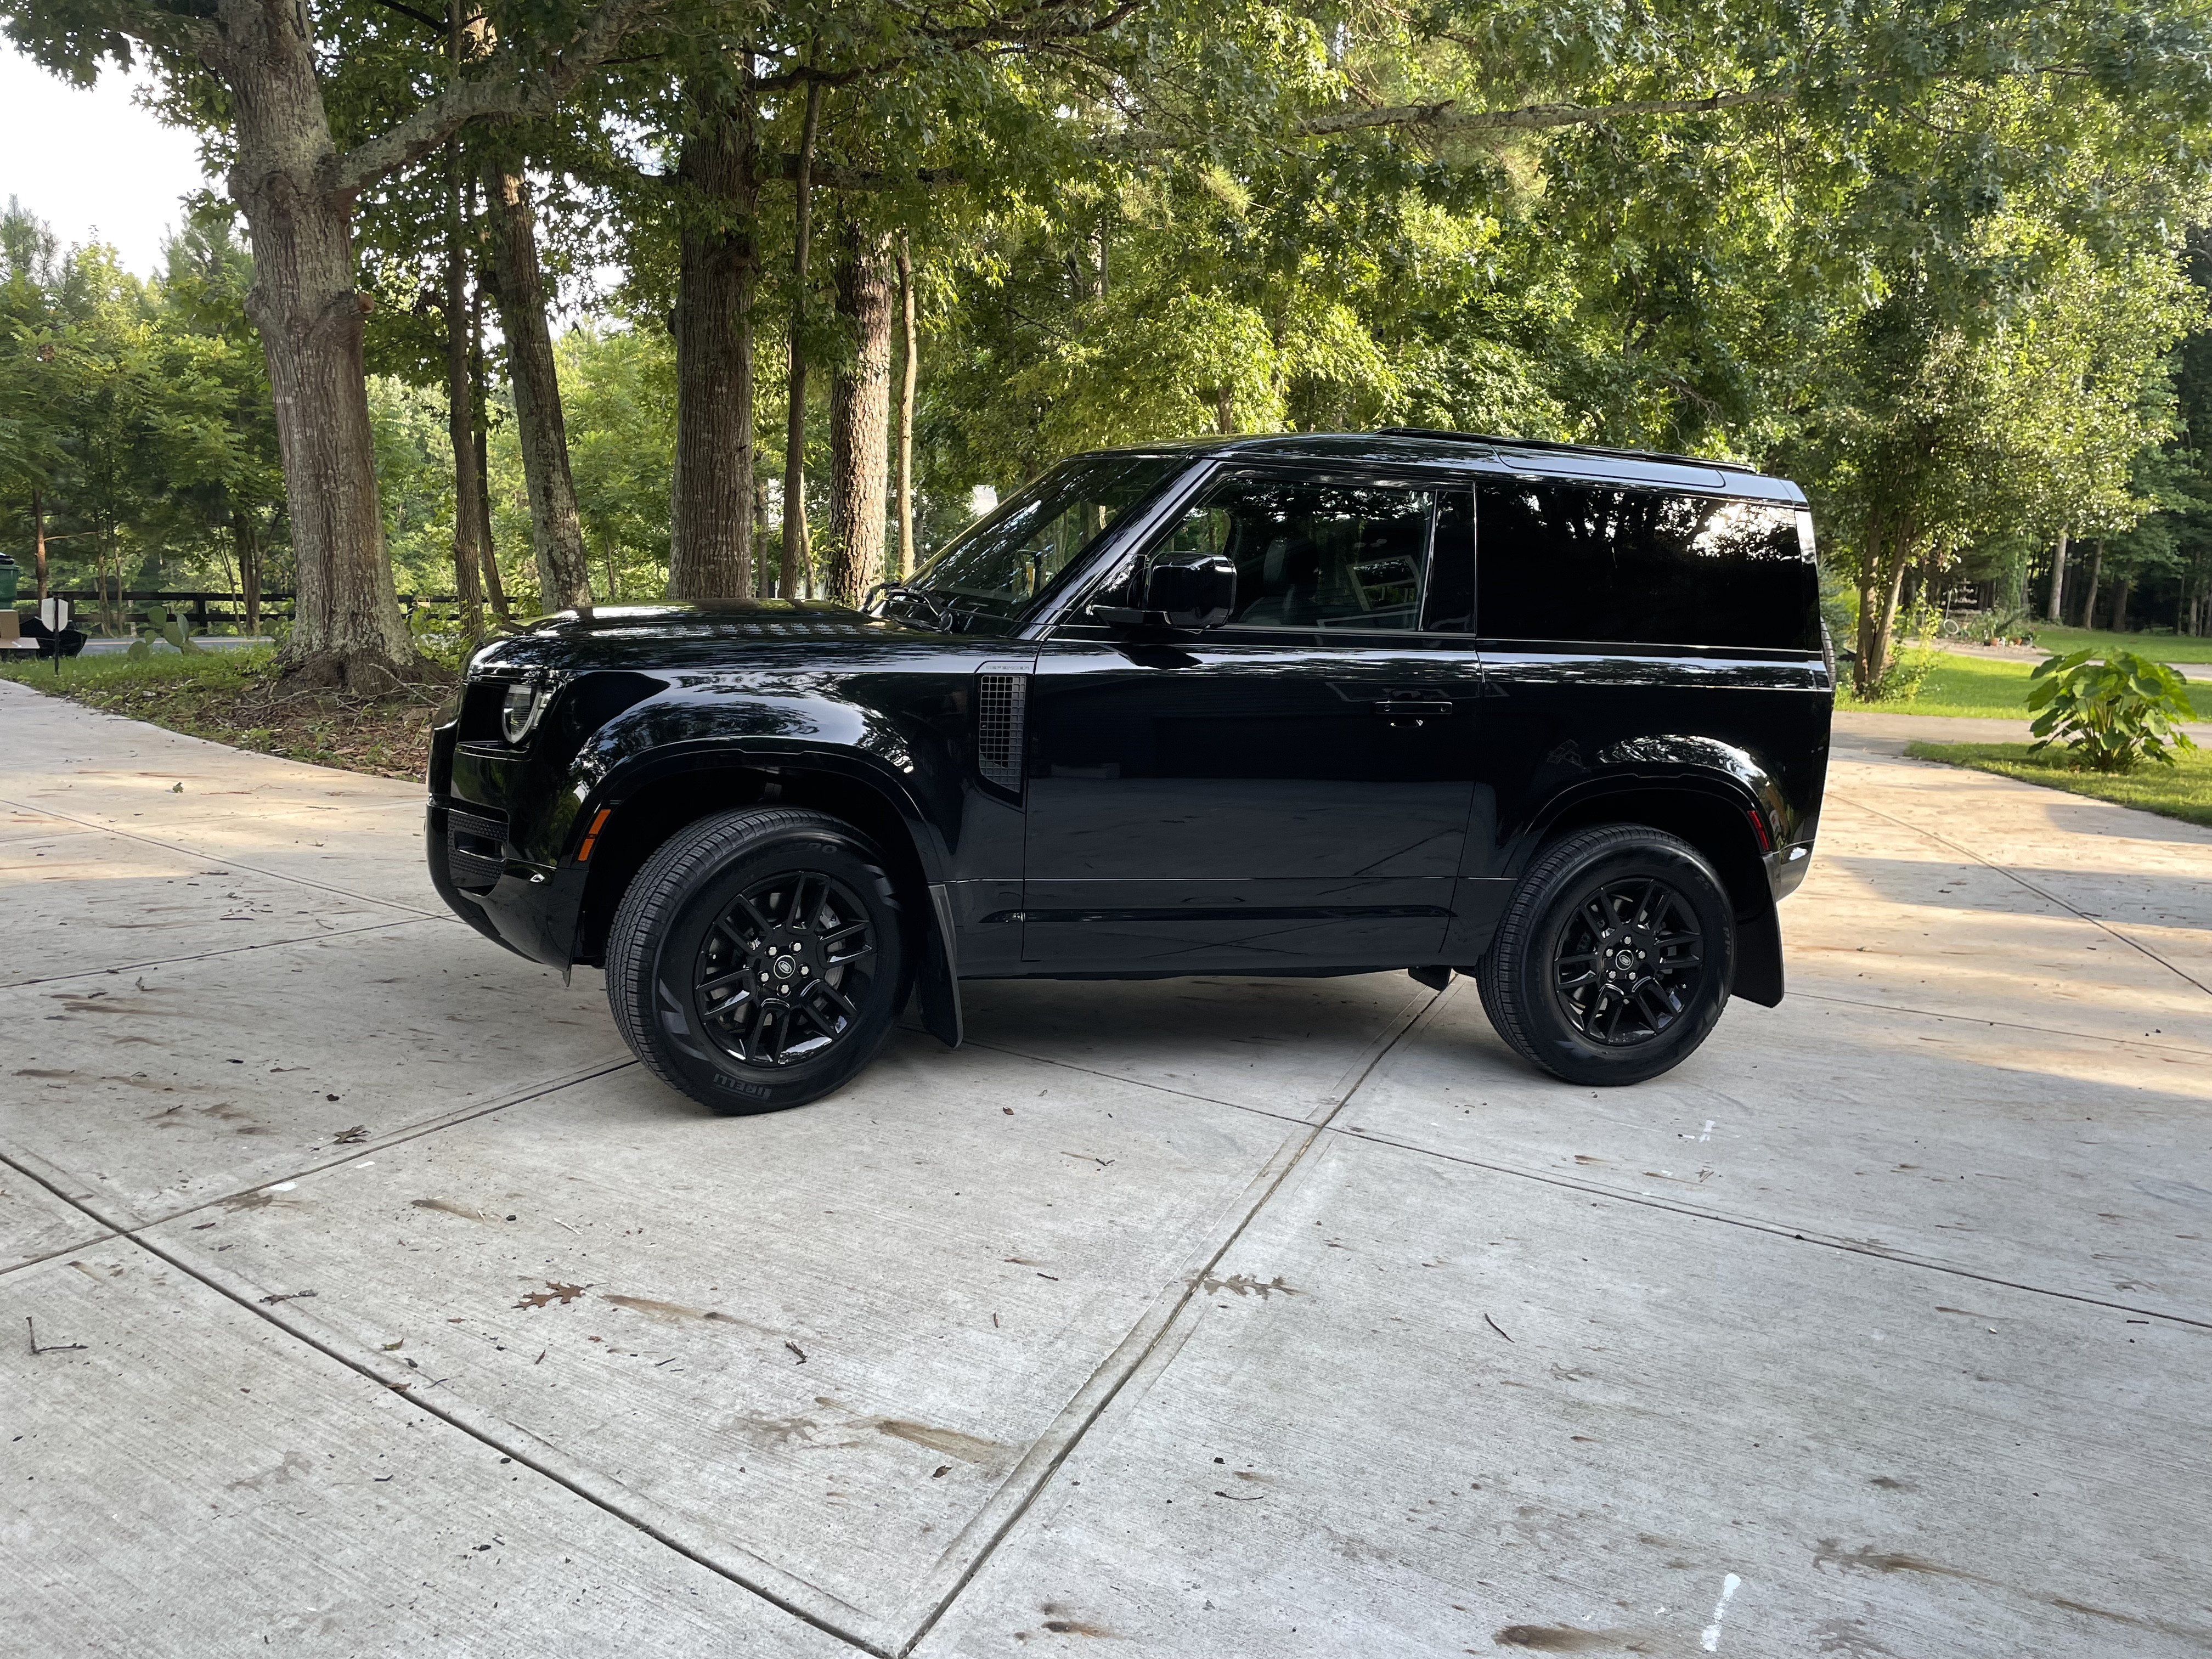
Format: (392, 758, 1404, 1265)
(426, 798, 590, 967)
(426, 714, 590, 968)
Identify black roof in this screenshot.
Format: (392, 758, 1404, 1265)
(1080, 430, 1803, 502)
(1372, 426, 1762, 476)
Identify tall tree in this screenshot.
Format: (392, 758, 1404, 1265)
(444, 143, 487, 640)
(4, 0, 662, 686)
(826, 219, 892, 601)
(667, 60, 759, 601)
(482, 156, 593, 609)
(895, 233, 915, 578)
(780, 75, 823, 599)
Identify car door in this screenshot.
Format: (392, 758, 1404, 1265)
(1021, 470, 1483, 973)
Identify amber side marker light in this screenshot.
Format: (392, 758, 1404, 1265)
(577, 807, 613, 862)
(1745, 806, 1773, 854)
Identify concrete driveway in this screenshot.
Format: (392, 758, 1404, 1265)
(3, 681, 2208, 1658)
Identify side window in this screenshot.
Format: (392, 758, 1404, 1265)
(1475, 480, 1819, 651)
(1153, 478, 1435, 631)
(1423, 487, 1475, 632)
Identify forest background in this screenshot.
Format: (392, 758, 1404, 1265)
(7, 0, 2212, 699)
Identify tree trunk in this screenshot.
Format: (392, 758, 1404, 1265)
(31, 487, 46, 605)
(753, 481, 771, 596)
(2112, 575, 2130, 633)
(234, 510, 262, 638)
(667, 69, 758, 602)
(2075, 539, 2102, 631)
(1854, 511, 1911, 698)
(445, 146, 487, 642)
(896, 236, 916, 580)
(826, 224, 894, 604)
(781, 80, 825, 601)
(473, 420, 503, 616)
(469, 277, 509, 619)
(483, 161, 593, 611)
(2045, 528, 2069, 623)
(220, 0, 411, 690)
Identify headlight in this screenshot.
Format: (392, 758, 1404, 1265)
(501, 680, 549, 744)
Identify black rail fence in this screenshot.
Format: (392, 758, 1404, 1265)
(20, 590, 469, 636)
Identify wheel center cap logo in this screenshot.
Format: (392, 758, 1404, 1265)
(773, 956, 797, 979)
(1615, 951, 1638, 971)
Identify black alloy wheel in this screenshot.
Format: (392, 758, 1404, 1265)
(692, 870, 879, 1069)
(605, 808, 909, 1114)
(1476, 824, 1735, 1086)
(1548, 876, 1706, 1047)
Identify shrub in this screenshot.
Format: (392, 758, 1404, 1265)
(2026, 650, 2201, 772)
(1860, 599, 1943, 702)
(1939, 606, 2038, 647)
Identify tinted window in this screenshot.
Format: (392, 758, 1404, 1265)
(1152, 478, 1434, 631)
(1425, 488, 1474, 632)
(1476, 481, 1818, 650)
(910, 453, 1182, 623)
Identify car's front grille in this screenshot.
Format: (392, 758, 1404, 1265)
(976, 673, 1026, 792)
(445, 805, 507, 892)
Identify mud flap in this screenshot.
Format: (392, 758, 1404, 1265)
(918, 882, 964, 1048)
(1731, 900, 1785, 1007)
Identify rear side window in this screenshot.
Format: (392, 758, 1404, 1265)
(1476, 479, 1818, 651)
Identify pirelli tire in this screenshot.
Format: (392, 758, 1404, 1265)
(1477, 824, 1735, 1087)
(605, 808, 909, 1114)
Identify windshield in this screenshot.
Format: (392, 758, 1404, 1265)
(901, 453, 1184, 626)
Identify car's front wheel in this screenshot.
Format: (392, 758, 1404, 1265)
(605, 808, 907, 1113)
(1476, 824, 1734, 1086)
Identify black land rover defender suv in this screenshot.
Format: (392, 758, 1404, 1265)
(426, 431, 1831, 1112)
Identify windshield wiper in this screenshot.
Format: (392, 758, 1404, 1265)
(865, 582, 956, 631)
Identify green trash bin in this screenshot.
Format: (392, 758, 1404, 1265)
(0, 554, 18, 606)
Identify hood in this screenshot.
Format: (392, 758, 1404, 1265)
(464, 600, 995, 677)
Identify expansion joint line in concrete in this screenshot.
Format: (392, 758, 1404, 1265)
(0, 1062, 893, 1659)
(1, 916, 435, 990)
(893, 983, 1446, 1658)
(1836, 792, 2212, 999)
(1791, 990, 2212, 1060)
(974, 1003, 2212, 1335)
(1326, 1126, 2212, 1334)
(0, 791, 449, 923)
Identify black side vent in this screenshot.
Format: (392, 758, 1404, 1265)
(975, 670, 1028, 792)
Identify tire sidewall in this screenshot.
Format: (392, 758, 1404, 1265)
(1513, 838, 1735, 1085)
(632, 823, 906, 1113)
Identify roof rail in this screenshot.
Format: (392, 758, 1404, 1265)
(1372, 426, 1759, 476)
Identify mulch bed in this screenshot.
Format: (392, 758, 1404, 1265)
(13, 660, 449, 782)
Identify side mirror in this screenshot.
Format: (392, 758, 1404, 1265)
(1091, 551, 1236, 629)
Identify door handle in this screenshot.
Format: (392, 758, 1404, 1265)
(1374, 697, 1454, 726)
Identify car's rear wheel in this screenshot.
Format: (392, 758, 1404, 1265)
(1476, 824, 1734, 1086)
(605, 808, 907, 1113)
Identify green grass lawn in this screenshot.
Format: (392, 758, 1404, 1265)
(1905, 741, 2212, 828)
(2024, 625, 2212, 664)
(0, 644, 272, 697)
(1841, 651, 2212, 721)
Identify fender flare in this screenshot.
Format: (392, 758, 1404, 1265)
(1512, 761, 1786, 1009)
(570, 731, 965, 1048)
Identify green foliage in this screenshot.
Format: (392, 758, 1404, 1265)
(1, 198, 286, 606)
(1940, 607, 2039, 647)
(13, 0, 2212, 634)
(540, 322, 673, 601)
(2026, 649, 2203, 771)
(1859, 600, 1944, 703)
(125, 600, 201, 658)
